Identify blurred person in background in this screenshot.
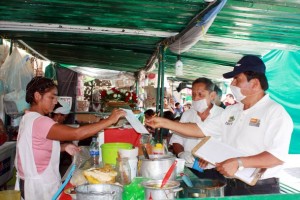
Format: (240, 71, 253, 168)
(174, 102, 183, 118)
(163, 97, 175, 114)
(224, 93, 236, 106)
(50, 99, 70, 124)
(183, 102, 192, 112)
(144, 109, 156, 135)
(214, 85, 226, 108)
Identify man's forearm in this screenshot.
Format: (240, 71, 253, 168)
(162, 119, 205, 138)
(241, 151, 283, 168)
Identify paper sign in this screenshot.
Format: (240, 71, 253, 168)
(122, 109, 149, 134)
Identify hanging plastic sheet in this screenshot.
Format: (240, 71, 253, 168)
(169, 0, 227, 54)
(0, 47, 33, 93)
(263, 50, 300, 154)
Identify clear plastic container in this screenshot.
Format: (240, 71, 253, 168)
(116, 157, 131, 185)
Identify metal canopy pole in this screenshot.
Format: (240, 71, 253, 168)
(9, 39, 13, 55)
(159, 45, 165, 143)
(154, 46, 162, 142)
(155, 49, 162, 116)
(154, 45, 165, 143)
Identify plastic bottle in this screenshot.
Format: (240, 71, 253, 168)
(89, 137, 100, 167)
(153, 143, 164, 155)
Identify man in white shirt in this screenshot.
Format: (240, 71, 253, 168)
(146, 55, 293, 196)
(170, 77, 224, 179)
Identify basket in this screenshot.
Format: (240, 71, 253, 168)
(104, 101, 131, 112)
(107, 101, 130, 107)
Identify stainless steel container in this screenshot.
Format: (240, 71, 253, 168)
(142, 180, 182, 200)
(179, 178, 226, 198)
(139, 154, 176, 180)
(75, 184, 123, 200)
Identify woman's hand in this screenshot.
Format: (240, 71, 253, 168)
(63, 143, 81, 156)
(107, 109, 126, 124)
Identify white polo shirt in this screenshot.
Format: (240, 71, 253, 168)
(198, 94, 293, 179)
(170, 104, 224, 152)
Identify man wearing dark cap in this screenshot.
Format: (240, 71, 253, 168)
(145, 55, 293, 196)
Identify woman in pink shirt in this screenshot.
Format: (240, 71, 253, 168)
(15, 76, 126, 200)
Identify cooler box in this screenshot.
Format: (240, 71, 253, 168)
(104, 128, 141, 147)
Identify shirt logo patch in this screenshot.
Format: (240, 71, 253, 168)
(225, 116, 235, 125)
(249, 118, 260, 127)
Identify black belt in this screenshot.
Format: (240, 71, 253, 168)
(226, 177, 279, 186)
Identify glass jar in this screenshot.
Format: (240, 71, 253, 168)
(116, 157, 131, 185)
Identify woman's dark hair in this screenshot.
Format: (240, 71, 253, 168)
(192, 77, 215, 92)
(26, 76, 57, 104)
(244, 71, 269, 91)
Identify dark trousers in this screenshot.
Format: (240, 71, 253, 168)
(189, 167, 280, 196)
(19, 179, 25, 199)
(225, 177, 280, 196)
(188, 167, 226, 181)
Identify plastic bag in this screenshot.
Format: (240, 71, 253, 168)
(122, 177, 149, 200)
(0, 47, 33, 93)
(0, 39, 9, 66)
(3, 90, 30, 114)
(69, 146, 91, 186)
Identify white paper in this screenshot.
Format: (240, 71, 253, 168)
(122, 109, 149, 134)
(192, 137, 260, 185)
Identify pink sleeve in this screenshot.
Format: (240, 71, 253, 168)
(32, 116, 57, 173)
(33, 116, 56, 139)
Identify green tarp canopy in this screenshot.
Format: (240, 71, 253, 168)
(263, 50, 300, 154)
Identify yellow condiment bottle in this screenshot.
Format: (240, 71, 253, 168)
(153, 143, 164, 155)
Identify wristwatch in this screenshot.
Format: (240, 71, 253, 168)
(237, 157, 244, 171)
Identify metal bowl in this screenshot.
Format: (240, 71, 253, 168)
(179, 178, 226, 198)
(75, 184, 123, 200)
(139, 154, 176, 180)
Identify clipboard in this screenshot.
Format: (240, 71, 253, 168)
(191, 136, 266, 186)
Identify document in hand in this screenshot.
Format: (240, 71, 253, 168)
(122, 109, 149, 134)
(191, 136, 266, 186)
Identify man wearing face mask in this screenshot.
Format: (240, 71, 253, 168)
(169, 77, 224, 178)
(145, 55, 293, 196)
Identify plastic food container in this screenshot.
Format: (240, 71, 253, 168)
(101, 143, 132, 165)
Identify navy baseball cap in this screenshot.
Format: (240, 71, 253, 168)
(223, 55, 266, 79)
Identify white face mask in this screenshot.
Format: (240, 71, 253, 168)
(230, 85, 246, 102)
(192, 99, 208, 113)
